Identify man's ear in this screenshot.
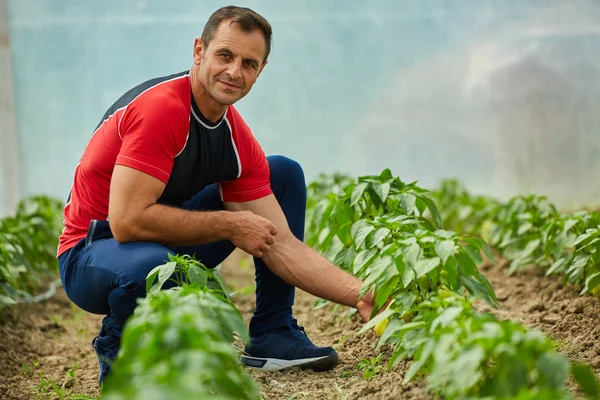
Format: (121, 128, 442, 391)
(193, 37, 204, 65)
(257, 60, 268, 78)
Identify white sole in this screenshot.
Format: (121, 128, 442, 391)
(241, 355, 333, 371)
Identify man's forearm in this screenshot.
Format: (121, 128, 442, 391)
(112, 203, 234, 246)
(262, 234, 366, 307)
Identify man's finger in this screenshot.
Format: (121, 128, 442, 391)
(265, 235, 275, 245)
(269, 224, 278, 236)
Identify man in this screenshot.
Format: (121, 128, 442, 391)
(57, 6, 375, 386)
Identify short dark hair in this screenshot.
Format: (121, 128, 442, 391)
(201, 6, 272, 63)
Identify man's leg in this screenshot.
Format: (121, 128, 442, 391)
(59, 234, 176, 385)
(240, 156, 339, 372)
(248, 155, 304, 336)
(175, 155, 302, 336)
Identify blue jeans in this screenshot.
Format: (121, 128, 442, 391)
(58, 155, 306, 338)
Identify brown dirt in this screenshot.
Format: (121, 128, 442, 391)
(222, 251, 433, 400)
(0, 291, 102, 399)
(476, 260, 600, 371)
(2, 250, 599, 399)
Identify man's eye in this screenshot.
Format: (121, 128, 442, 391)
(220, 53, 231, 59)
(244, 61, 256, 68)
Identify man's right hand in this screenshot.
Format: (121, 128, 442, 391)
(229, 211, 278, 257)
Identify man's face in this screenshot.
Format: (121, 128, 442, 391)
(194, 21, 267, 106)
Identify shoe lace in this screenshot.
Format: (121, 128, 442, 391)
(291, 318, 307, 337)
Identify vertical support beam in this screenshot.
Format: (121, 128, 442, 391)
(0, 0, 21, 216)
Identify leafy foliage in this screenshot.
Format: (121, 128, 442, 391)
(432, 179, 600, 298)
(307, 172, 600, 399)
(103, 256, 259, 399)
(0, 196, 64, 314)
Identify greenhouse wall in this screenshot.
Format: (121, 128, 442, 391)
(4, 0, 600, 215)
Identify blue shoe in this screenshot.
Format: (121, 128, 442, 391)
(91, 332, 120, 387)
(241, 318, 339, 371)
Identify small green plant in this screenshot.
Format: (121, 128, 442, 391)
(102, 255, 259, 400)
(306, 172, 600, 400)
(356, 353, 384, 380)
(0, 196, 64, 316)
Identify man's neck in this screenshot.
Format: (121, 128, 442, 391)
(190, 67, 227, 123)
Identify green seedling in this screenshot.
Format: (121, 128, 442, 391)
(356, 353, 383, 380)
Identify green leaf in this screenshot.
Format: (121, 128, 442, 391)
(403, 340, 435, 383)
(572, 363, 600, 398)
(517, 222, 533, 235)
(187, 264, 207, 287)
(149, 261, 177, 293)
(546, 258, 568, 276)
(375, 277, 399, 310)
(574, 231, 595, 247)
(359, 307, 395, 334)
(369, 228, 391, 248)
(351, 182, 369, 206)
(466, 236, 496, 264)
(402, 243, 421, 266)
(568, 253, 592, 275)
(0, 295, 16, 305)
(351, 220, 375, 249)
(145, 265, 163, 293)
(519, 238, 541, 259)
(402, 267, 415, 287)
(456, 249, 478, 275)
(399, 194, 417, 215)
(458, 275, 496, 307)
(451, 346, 485, 392)
(463, 244, 483, 265)
(377, 317, 403, 348)
(563, 218, 579, 233)
(434, 240, 455, 266)
(353, 249, 378, 275)
(415, 194, 443, 229)
(430, 306, 463, 332)
(537, 353, 570, 388)
(414, 257, 440, 279)
(373, 182, 391, 203)
(583, 272, 600, 295)
(334, 247, 356, 270)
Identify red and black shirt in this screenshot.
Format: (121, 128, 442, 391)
(58, 71, 272, 257)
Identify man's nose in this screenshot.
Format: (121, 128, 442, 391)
(226, 60, 242, 80)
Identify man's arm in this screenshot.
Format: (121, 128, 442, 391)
(109, 165, 276, 255)
(225, 194, 376, 321)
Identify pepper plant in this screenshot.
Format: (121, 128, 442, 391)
(0, 196, 64, 314)
(103, 255, 259, 399)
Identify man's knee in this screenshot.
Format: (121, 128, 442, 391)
(267, 155, 306, 194)
(117, 244, 174, 291)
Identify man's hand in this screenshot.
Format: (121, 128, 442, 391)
(356, 297, 376, 322)
(230, 211, 278, 257)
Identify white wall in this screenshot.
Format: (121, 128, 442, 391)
(1, 0, 20, 215)
(5, 0, 600, 211)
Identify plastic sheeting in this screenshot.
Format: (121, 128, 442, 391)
(5, 0, 600, 211)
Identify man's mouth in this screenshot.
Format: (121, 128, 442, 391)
(218, 80, 241, 89)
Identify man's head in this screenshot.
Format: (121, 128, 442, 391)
(192, 6, 272, 108)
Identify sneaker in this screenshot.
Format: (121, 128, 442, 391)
(241, 318, 339, 371)
(91, 334, 120, 386)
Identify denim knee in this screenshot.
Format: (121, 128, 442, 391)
(267, 155, 306, 195)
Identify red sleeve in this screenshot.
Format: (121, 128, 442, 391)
(116, 94, 188, 184)
(219, 107, 273, 202)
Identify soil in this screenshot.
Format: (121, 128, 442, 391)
(477, 259, 600, 372)
(1, 250, 599, 400)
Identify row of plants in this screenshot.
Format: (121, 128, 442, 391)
(432, 179, 600, 295)
(101, 254, 260, 399)
(306, 171, 599, 399)
(0, 196, 64, 315)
